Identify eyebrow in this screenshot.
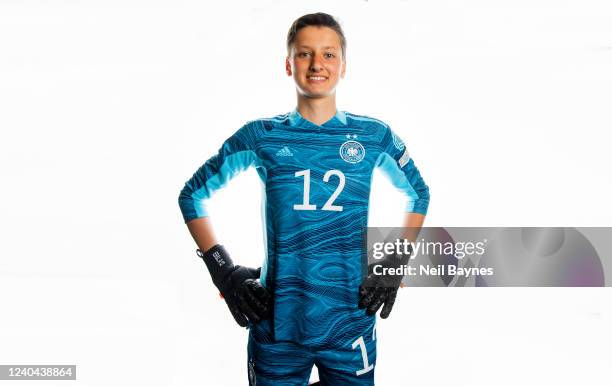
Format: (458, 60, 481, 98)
(297, 45, 338, 50)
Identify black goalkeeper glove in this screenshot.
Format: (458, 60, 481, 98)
(197, 244, 272, 327)
(358, 244, 412, 319)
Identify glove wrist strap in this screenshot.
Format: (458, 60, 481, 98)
(197, 244, 234, 290)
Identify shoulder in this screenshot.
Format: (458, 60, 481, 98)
(344, 112, 389, 129)
(246, 112, 291, 130)
(236, 112, 293, 143)
(344, 111, 392, 143)
(233, 112, 290, 142)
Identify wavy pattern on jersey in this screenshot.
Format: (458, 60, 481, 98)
(252, 115, 382, 345)
(178, 110, 430, 348)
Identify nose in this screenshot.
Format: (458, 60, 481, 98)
(309, 54, 323, 72)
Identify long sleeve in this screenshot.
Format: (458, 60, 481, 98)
(375, 125, 430, 215)
(178, 121, 264, 223)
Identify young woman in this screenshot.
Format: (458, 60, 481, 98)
(179, 12, 430, 385)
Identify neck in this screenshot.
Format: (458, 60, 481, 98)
(296, 93, 337, 126)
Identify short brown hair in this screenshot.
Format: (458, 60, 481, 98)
(286, 13, 346, 60)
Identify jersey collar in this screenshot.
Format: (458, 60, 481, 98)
(288, 108, 347, 128)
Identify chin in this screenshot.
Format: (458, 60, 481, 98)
(300, 86, 336, 98)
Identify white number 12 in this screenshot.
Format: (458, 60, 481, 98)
(293, 169, 345, 212)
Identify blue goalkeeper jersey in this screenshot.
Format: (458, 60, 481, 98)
(179, 108, 430, 346)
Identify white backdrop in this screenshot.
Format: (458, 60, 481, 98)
(1, 0, 611, 385)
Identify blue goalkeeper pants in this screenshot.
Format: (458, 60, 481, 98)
(247, 318, 377, 386)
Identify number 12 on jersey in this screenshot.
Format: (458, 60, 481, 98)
(293, 169, 345, 212)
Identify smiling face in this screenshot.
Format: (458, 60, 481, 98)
(286, 26, 346, 99)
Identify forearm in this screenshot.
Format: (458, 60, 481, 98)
(400, 212, 426, 243)
(186, 217, 219, 253)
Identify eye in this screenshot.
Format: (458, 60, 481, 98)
(325, 53, 336, 59)
(298, 52, 311, 58)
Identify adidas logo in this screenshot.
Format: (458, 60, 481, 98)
(275, 146, 294, 157)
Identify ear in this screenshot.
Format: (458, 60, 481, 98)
(285, 57, 292, 76)
(340, 60, 346, 79)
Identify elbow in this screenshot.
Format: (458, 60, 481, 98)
(178, 186, 210, 222)
(178, 185, 195, 223)
(410, 185, 430, 215)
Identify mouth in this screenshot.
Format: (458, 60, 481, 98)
(307, 75, 328, 84)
